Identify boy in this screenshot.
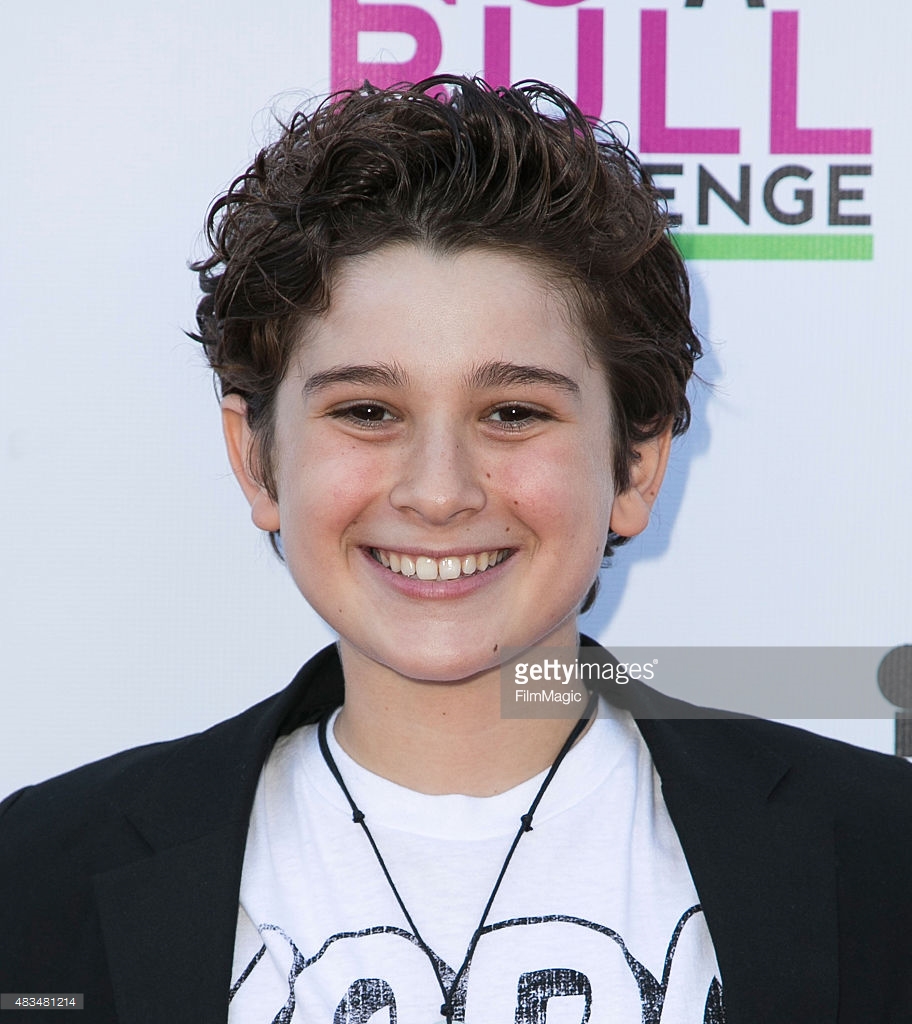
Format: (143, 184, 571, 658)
(2, 76, 911, 1023)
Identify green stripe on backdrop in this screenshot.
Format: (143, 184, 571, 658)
(672, 234, 873, 261)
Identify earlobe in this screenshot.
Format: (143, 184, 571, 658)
(608, 428, 672, 538)
(220, 394, 281, 533)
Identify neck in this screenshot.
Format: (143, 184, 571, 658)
(333, 632, 591, 797)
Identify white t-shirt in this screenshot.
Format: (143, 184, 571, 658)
(229, 701, 724, 1022)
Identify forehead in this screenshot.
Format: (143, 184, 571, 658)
(291, 244, 597, 384)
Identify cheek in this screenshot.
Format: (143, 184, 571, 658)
(277, 440, 383, 541)
(494, 437, 615, 541)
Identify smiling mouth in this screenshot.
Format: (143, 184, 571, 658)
(370, 548, 512, 581)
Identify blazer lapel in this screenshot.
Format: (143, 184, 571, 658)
(641, 715, 839, 1023)
(579, 634, 840, 1021)
(94, 825, 245, 1023)
(92, 646, 346, 1023)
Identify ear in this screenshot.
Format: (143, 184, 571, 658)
(609, 428, 672, 538)
(220, 394, 281, 533)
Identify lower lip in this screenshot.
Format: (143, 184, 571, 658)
(360, 548, 513, 599)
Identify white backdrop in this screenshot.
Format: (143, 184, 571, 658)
(2, 0, 910, 796)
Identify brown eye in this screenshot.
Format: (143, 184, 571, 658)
(488, 404, 548, 426)
(498, 405, 528, 421)
(329, 403, 397, 429)
(348, 404, 389, 422)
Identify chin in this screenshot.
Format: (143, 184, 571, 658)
(379, 646, 503, 686)
(375, 618, 579, 685)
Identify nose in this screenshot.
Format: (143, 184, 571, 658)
(389, 424, 487, 524)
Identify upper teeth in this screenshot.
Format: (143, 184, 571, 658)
(372, 549, 509, 580)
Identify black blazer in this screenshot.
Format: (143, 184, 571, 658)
(2, 640, 912, 1023)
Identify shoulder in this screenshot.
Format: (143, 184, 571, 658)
(586, 633, 912, 817)
(644, 697, 912, 796)
(0, 642, 345, 842)
(0, 733, 212, 990)
(0, 646, 344, 984)
(593, 658, 912, 843)
(729, 715, 912, 827)
(0, 644, 343, 870)
(0, 707, 254, 876)
(639, 707, 912, 870)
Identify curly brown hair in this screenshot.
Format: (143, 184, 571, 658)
(190, 75, 701, 606)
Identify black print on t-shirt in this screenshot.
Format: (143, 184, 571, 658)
(229, 905, 724, 1022)
(334, 978, 397, 1022)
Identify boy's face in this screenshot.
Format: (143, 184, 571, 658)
(225, 244, 664, 684)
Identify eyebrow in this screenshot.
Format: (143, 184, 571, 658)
(302, 359, 580, 397)
(303, 362, 410, 394)
(466, 360, 581, 396)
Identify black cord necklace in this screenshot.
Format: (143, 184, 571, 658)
(317, 689, 599, 1023)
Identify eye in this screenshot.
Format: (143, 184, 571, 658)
(330, 402, 396, 427)
(486, 404, 551, 430)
